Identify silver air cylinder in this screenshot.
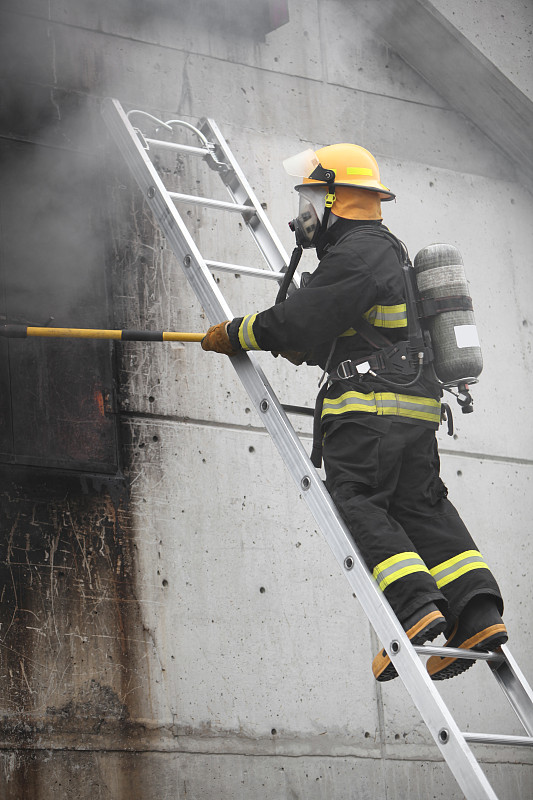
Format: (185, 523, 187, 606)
(413, 244, 482, 385)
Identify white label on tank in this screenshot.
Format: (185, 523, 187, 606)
(454, 325, 480, 348)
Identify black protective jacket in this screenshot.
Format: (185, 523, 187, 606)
(228, 219, 442, 436)
(227, 220, 504, 623)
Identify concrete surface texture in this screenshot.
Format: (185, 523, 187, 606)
(0, 0, 532, 798)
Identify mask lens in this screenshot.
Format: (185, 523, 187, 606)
(288, 187, 328, 248)
(297, 196, 319, 243)
(298, 186, 327, 222)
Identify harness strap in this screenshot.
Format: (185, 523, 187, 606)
(351, 312, 394, 350)
(417, 295, 473, 318)
(329, 339, 415, 382)
(311, 383, 330, 468)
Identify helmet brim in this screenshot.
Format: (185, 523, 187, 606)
(295, 180, 395, 201)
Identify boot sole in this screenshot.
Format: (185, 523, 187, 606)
(427, 623, 508, 681)
(373, 610, 447, 682)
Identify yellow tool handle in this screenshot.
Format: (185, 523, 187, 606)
(162, 332, 205, 342)
(27, 327, 123, 339)
(1, 325, 205, 342)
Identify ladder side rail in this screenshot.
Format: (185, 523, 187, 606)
(103, 97, 499, 800)
(199, 118, 295, 283)
(487, 644, 533, 736)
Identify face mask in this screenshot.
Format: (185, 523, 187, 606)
(288, 187, 327, 248)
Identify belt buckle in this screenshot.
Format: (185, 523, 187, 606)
(337, 360, 354, 379)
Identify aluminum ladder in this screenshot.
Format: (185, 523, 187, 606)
(102, 97, 533, 800)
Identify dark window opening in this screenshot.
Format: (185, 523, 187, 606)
(0, 138, 120, 474)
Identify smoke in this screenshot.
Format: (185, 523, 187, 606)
(0, 0, 289, 328)
(0, 7, 113, 328)
(1, 145, 108, 327)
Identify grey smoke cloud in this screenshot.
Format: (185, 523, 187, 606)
(0, 0, 287, 329)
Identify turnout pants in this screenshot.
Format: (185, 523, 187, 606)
(323, 416, 503, 623)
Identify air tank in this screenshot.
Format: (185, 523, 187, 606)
(413, 244, 482, 385)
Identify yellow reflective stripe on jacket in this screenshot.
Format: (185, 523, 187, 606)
(321, 391, 441, 424)
(238, 314, 261, 351)
(339, 303, 407, 337)
(364, 303, 407, 328)
(373, 551, 431, 591)
(430, 550, 490, 589)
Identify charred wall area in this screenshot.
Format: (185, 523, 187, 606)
(2, 0, 290, 795)
(0, 6, 172, 797)
(0, 471, 142, 798)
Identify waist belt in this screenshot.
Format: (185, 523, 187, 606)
(311, 386, 441, 468)
(329, 344, 413, 381)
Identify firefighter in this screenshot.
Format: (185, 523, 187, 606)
(202, 143, 507, 682)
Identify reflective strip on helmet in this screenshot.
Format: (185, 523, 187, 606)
(238, 314, 261, 351)
(347, 167, 373, 176)
(430, 550, 490, 589)
(321, 391, 441, 424)
(373, 552, 431, 591)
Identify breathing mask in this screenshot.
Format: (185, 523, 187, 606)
(289, 187, 328, 248)
(283, 149, 337, 249)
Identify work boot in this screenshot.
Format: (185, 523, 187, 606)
(372, 602, 447, 682)
(427, 594, 507, 681)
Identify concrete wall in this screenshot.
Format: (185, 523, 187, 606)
(435, 0, 533, 99)
(0, 1, 532, 798)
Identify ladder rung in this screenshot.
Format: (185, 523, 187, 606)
(282, 404, 314, 417)
(205, 260, 284, 280)
(168, 191, 254, 215)
(463, 732, 533, 747)
(145, 137, 211, 157)
(414, 644, 505, 662)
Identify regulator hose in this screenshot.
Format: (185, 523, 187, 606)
(275, 245, 303, 304)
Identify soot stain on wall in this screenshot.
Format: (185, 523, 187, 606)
(0, 470, 154, 797)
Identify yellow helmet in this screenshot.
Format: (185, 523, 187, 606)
(283, 143, 395, 200)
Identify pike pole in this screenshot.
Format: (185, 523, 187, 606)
(0, 325, 205, 342)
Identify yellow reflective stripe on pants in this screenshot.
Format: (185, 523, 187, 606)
(321, 391, 441, 425)
(373, 551, 431, 591)
(238, 313, 260, 350)
(430, 550, 490, 589)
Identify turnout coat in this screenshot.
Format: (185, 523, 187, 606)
(226, 217, 503, 623)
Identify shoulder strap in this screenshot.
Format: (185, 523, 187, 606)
(352, 313, 393, 350)
(333, 225, 406, 350)
(334, 224, 406, 259)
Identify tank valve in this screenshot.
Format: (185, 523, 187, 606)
(457, 382, 474, 414)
